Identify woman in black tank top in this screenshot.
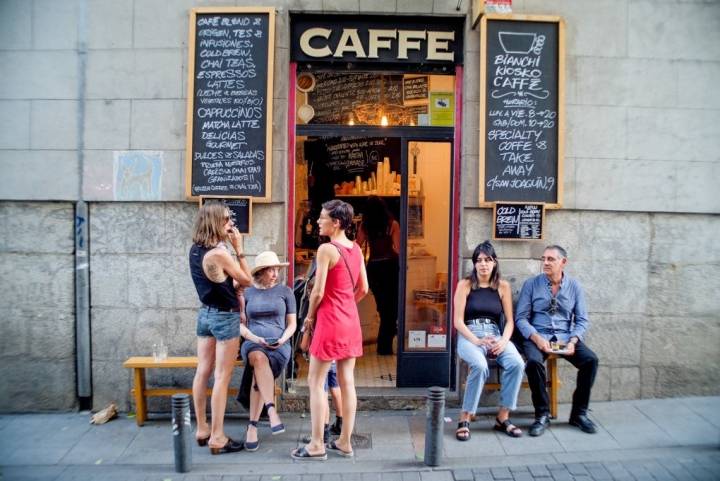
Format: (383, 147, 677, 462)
(453, 241, 525, 441)
(189, 202, 253, 454)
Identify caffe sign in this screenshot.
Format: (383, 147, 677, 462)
(291, 14, 463, 67)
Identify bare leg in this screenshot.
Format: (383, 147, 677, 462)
(329, 386, 343, 418)
(208, 337, 240, 448)
(334, 357, 357, 453)
(304, 354, 332, 455)
(248, 351, 281, 427)
(497, 406, 510, 422)
(246, 373, 263, 445)
(192, 336, 215, 440)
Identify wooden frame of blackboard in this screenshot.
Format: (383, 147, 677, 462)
(185, 7, 276, 202)
(492, 201, 545, 241)
(199, 195, 253, 235)
(478, 14, 565, 209)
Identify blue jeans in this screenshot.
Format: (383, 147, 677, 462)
(196, 306, 240, 341)
(457, 324, 525, 413)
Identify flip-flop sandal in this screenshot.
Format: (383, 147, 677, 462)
(455, 420, 471, 441)
(494, 418, 523, 438)
(291, 445, 327, 461)
(326, 440, 354, 458)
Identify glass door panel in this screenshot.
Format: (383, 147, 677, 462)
(402, 141, 452, 353)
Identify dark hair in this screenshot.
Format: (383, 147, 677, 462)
(362, 195, 393, 240)
(467, 240, 501, 290)
(545, 244, 568, 259)
(322, 199, 354, 230)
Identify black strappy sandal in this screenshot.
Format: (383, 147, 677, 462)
(455, 420, 471, 441)
(494, 418, 523, 437)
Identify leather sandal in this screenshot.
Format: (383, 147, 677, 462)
(196, 434, 210, 446)
(455, 420, 471, 441)
(494, 418, 523, 438)
(209, 437, 244, 455)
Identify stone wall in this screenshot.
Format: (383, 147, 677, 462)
(462, 210, 720, 401)
(0, 202, 76, 411)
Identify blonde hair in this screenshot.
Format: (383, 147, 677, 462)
(192, 202, 228, 247)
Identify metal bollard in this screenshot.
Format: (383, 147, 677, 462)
(424, 386, 445, 467)
(171, 394, 192, 473)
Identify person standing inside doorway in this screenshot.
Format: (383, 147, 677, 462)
(356, 195, 400, 355)
(292, 200, 369, 461)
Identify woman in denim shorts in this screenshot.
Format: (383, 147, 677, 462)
(453, 241, 525, 441)
(189, 202, 253, 454)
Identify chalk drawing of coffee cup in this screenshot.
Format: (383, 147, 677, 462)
(498, 32, 536, 54)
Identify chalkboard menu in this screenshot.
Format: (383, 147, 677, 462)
(304, 137, 400, 184)
(186, 8, 275, 201)
(307, 73, 403, 124)
(493, 202, 544, 240)
(200, 196, 252, 234)
(480, 15, 564, 207)
(403, 76, 429, 102)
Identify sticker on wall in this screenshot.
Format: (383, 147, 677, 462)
(429, 92, 454, 126)
(113, 151, 163, 201)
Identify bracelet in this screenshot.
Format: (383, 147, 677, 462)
(236, 253, 245, 259)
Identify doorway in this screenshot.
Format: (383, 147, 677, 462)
(290, 70, 458, 389)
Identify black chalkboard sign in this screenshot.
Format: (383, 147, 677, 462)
(199, 196, 252, 234)
(306, 73, 403, 124)
(403, 76, 429, 102)
(304, 137, 401, 185)
(480, 15, 564, 207)
(186, 8, 275, 201)
(492, 202, 544, 240)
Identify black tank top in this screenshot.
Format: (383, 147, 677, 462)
(189, 244, 238, 310)
(464, 286, 502, 323)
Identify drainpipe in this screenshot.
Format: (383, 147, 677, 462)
(75, 0, 91, 408)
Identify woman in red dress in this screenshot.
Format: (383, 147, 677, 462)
(291, 200, 369, 461)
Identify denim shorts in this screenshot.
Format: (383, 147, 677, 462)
(196, 306, 240, 341)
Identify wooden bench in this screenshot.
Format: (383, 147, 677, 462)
(458, 354, 560, 418)
(123, 356, 247, 426)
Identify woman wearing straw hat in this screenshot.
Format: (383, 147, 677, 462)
(240, 251, 296, 452)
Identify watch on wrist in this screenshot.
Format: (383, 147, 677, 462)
(236, 253, 245, 259)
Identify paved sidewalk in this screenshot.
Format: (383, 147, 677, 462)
(1, 397, 719, 480)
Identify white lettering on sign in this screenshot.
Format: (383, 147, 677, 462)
(298, 27, 455, 62)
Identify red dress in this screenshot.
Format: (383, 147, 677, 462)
(310, 241, 364, 361)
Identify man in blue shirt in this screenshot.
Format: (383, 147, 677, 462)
(515, 245, 599, 436)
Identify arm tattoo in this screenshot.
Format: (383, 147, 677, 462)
(206, 261, 225, 282)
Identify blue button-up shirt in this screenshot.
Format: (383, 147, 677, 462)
(515, 273, 590, 343)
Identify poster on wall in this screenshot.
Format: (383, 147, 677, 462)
(429, 92, 454, 126)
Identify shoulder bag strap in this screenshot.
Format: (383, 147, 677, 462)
(332, 243, 357, 291)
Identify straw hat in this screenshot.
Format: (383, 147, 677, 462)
(251, 251, 290, 276)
